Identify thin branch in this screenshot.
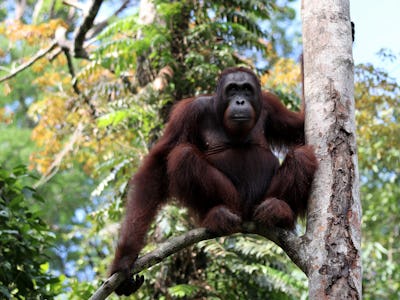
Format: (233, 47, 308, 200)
(73, 0, 104, 58)
(89, 223, 304, 300)
(86, 0, 131, 40)
(0, 41, 58, 83)
(55, 26, 79, 93)
(62, 0, 86, 11)
(63, 47, 81, 95)
(2, 0, 126, 83)
(55, 26, 97, 116)
(48, 47, 63, 61)
(64, 49, 76, 77)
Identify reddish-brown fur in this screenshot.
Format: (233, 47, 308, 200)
(110, 67, 317, 295)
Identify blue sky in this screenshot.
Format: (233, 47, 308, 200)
(350, 0, 400, 81)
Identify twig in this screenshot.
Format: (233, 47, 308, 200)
(89, 223, 304, 300)
(63, 47, 80, 94)
(55, 26, 97, 116)
(63, 0, 86, 11)
(0, 41, 58, 83)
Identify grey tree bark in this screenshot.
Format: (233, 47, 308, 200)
(301, 0, 362, 298)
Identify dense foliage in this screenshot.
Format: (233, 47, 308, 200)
(0, 166, 61, 299)
(355, 52, 400, 299)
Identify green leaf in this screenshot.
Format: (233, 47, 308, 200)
(168, 284, 200, 298)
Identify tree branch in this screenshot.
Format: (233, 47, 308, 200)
(0, 0, 104, 83)
(1, 0, 131, 83)
(73, 0, 104, 58)
(54, 26, 97, 116)
(62, 0, 86, 11)
(89, 222, 304, 300)
(86, 0, 131, 40)
(0, 41, 58, 83)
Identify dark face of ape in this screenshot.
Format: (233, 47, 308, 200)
(217, 71, 261, 137)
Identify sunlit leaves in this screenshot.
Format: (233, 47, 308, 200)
(261, 57, 301, 110)
(261, 58, 300, 91)
(355, 52, 400, 299)
(3, 19, 66, 44)
(355, 62, 400, 177)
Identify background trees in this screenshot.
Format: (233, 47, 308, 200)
(0, 0, 399, 299)
(0, 166, 62, 299)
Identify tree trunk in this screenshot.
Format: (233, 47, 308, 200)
(301, 0, 362, 298)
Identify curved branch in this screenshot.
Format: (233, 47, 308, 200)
(89, 228, 215, 300)
(0, 41, 58, 83)
(89, 223, 306, 300)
